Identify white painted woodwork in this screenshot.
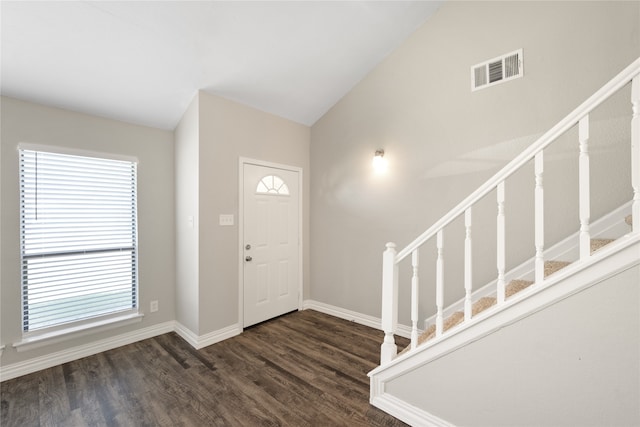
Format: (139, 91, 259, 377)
(419, 202, 633, 332)
(496, 182, 506, 304)
(380, 242, 398, 365)
(411, 250, 419, 349)
(394, 58, 640, 264)
(579, 116, 591, 260)
(369, 236, 640, 425)
(243, 163, 299, 328)
(632, 76, 640, 233)
(464, 208, 473, 321)
(535, 151, 545, 284)
(377, 58, 640, 367)
(435, 230, 444, 336)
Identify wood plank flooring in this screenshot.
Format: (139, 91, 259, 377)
(1, 310, 410, 426)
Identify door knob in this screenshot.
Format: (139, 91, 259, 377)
(245, 256, 252, 262)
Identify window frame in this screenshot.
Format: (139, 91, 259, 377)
(17, 144, 140, 339)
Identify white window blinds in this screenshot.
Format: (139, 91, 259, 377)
(19, 148, 138, 332)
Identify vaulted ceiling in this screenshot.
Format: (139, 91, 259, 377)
(1, 1, 442, 130)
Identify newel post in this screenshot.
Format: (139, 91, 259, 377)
(380, 242, 398, 365)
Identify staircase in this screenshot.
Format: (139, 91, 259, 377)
(407, 230, 626, 352)
(368, 58, 640, 426)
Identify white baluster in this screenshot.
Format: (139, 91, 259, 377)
(496, 182, 506, 304)
(535, 151, 544, 284)
(579, 116, 591, 260)
(632, 76, 640, 233)
(411, 249, 419, 349)
(435, 230, 444, 337)
(464, 208, 473, 321)
(380, 242, 398, 365)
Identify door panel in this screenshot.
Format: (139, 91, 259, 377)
(243, 163, 299, 327)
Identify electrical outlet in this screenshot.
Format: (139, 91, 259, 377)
(150, 300, 158, 313)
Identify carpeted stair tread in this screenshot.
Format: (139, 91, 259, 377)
(443, 311, 465, 331)
(506, 279, 534, 298)
(544, 260, 571, 277)
(416, 311, 465, 345)
(394, 215, 629, 358)
(472, 297, 497, 315)
(417, 324, 436, 346)
(401, 220, 626, 353)
(591, 238, 614, 253)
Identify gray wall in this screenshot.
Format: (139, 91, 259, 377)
(174, 91, 310, 335)
(386, 264, 640, 427)
(0, 96, 176, 365)
(309, 1, 640, 324)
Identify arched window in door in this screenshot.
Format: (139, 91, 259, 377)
(256, 175, 290, 195)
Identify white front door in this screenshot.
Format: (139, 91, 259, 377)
(242, 162, 300, 327)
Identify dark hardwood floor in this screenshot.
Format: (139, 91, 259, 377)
(1, 310, 409, 426)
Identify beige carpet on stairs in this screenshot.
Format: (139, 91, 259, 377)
(401, 236, 619, 353)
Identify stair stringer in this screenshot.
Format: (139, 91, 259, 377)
(368, 234, 640, 427)
(424, 201, 632, 330)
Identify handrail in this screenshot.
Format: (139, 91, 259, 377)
(395, 57, 640, 262)
(378, 56, 640, 368)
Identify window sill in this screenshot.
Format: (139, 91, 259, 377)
(12, 313, 144, 353)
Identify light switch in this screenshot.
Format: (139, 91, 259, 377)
(219, 214, 234, 226)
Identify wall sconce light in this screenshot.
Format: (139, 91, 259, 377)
(372, 149, 387, 173)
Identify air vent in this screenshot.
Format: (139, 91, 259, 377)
(471, 49, 523, 91)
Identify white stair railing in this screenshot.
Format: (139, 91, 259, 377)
(579, 116, 591, 260)
(632, 71, 640, 232)
(463, 208, 473, 320)
(534, 152, 544, 285)
(380, 58, 640, 365)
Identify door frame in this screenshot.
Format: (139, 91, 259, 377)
(238, 157, 303, 329)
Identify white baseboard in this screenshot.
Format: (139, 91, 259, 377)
(303, 299, 413, 339)
(1, 320, 243, 381)
(0, 321, 175, 382)
(174, 321, 242, 350)
(2, 303, 399, 382)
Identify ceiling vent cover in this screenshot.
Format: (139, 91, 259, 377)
(471, 49, 523, 91)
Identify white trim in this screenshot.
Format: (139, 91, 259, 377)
(0, 321, 174, 382)
(2, 320, 246, 382)
(369, 239, 639, 425)
(424, 201, 633, 329)
(303, 300, 413, 339)
(13, 313, 144, 352)
(397, 58, 640, 262)
(370, 236, 640, 381)
(370, 393, 455, 427)
(174, 321, 241, 350)
(238, 157, 304, 330)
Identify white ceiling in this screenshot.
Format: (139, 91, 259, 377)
(1, 1, 442, 130)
